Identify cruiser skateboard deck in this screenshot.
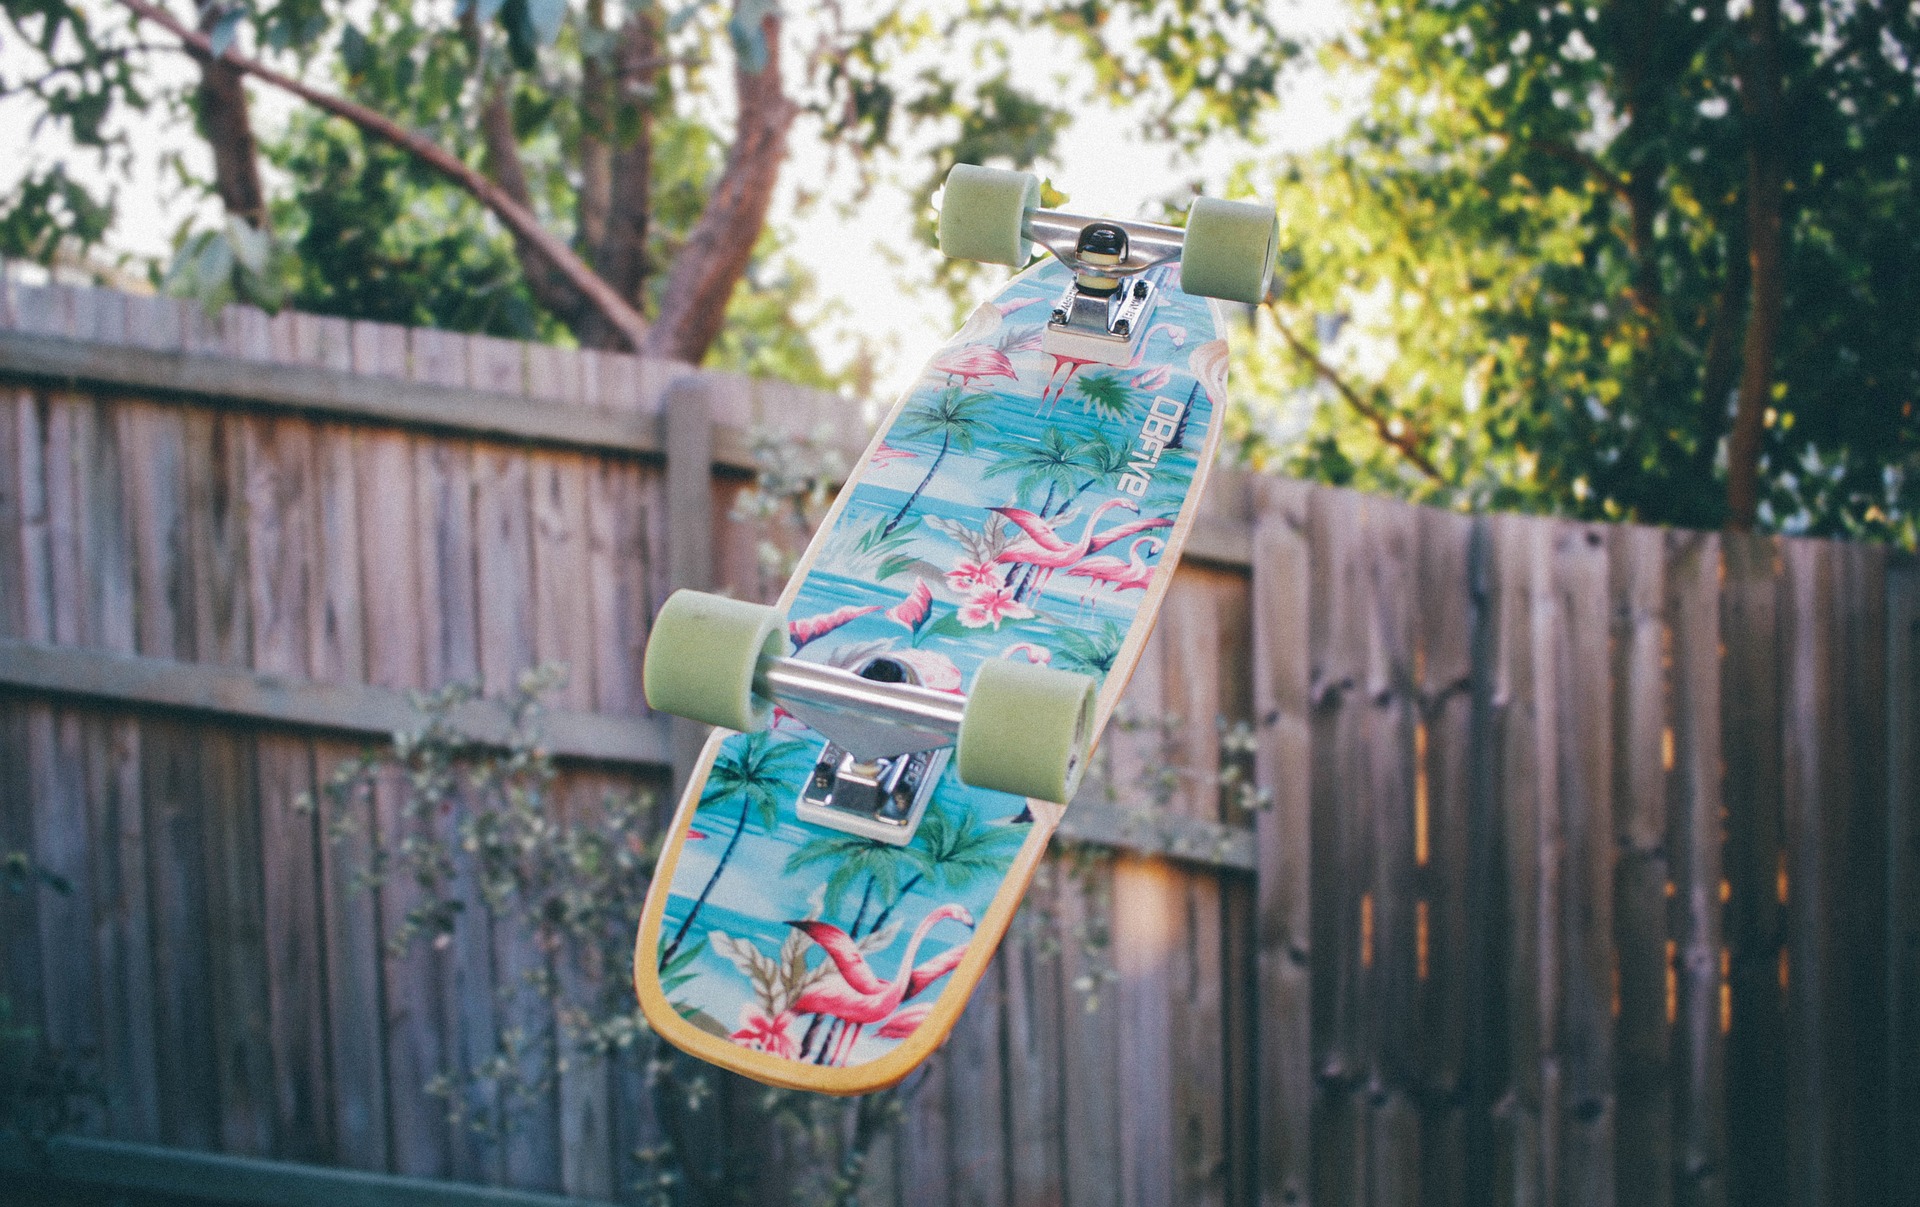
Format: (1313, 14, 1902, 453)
(633, 165, 1276, 1093)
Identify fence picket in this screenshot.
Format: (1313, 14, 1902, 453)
(1609, 525, 1670, 1207)
(1888, 562, 1920, 1205)
(1415, 506, 1477, 1207)
(1252, 476, 1313, 1207)
(1666, 530, 1725, 1207)
(1548, 524, 1615, 1207)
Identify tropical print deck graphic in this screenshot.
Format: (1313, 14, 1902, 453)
(649, 258, 1224, 1074)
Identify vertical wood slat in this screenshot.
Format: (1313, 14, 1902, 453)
(469, 331, 561, 1192)
(1609, 527, 1670, 1207)
(1415, 507, 1478, 1207)
(21, 290, 104, 1149)
(1776, 536, 1889, 1205)
(1002, 894, 1065, 1207)
(1490, 514, 1543, 1206)
(1057, 853, 1121, 1207)
(353, 317, 448, 1179)
(1549, 524, 1615, 1207)
(120, 293, 226, 1153)
(67, 286, 160, 1146)
(663, 375, 713, 797)
(1667, 531, 1726, 1207)
(1308, 487, 1364, 1206)
(237, 303, 331, 1163)
(1722, 533, 1786, 1207)
(293, 311, 389, 1174)
(1364, 499, 1421, 1207)
(530, 423, 614, 1197)
(1837, 541, 1890, 1202)
(1888, 562, 1920, 1206)
(405, 323, 499, 1186)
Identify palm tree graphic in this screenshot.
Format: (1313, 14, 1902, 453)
(881, 388, 989, 537)
(660, 731, 812, 965)
(1073, 370, 1134, 421)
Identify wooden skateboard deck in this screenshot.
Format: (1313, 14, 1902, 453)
(634, 255, 1229, 1094)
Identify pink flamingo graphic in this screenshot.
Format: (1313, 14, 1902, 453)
(954, 295, 1043, 346)
(875, 1002, 935, 1040)
(990, 500, 1176, 597)
(1038, 321, 1188, 412)
(929, 344, 1017, 391)
(1067, 535, 1166, 596)
(868, 443, 916, 469)
(789, 903, 976, 1066)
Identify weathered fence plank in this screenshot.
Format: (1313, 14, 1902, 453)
(1609, 525, 1669, 1207)
(1889, 562, 1920, 1207)
(1667, 529, 1725, 1207)
(1414, 506, 1477, 1207)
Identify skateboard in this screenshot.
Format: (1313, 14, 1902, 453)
(632, 164, 1277, 1094)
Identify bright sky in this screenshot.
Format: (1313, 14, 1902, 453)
(0, 1, 1357, 396)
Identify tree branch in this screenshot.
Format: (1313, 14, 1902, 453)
(643, 4, 798, 363)
(476, 74, 598, 328)
(116, 0, 650, 351)
(1266, 304, 1444, 482)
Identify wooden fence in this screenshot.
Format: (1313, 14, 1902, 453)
(0, 272, 1914, 1207)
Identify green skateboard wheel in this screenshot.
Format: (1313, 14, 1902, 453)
(643, 590, 789, 732)
(939, 164, 1041, 267)
(1180, 196, 1278, 304)
(955, 659, 1095, 804)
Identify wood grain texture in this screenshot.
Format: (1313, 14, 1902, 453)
(1666, 530, 1725, 1207)
(1888, 562, 1920, 1207)
(1251, 475, 1312, 1207)
(1415, 505, 1477, 1207)
(1548, 523, 1615, 1207)
(1490, 514, 1544, 1206)
(1720, 533, 1786, 1207)
(1608, 525, 1670, 1207)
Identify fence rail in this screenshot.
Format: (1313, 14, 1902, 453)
(1, 272, 1915, 1207)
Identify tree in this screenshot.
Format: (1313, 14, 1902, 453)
(1246, 0, 1920, 542)
(1, 0, 1298, 367)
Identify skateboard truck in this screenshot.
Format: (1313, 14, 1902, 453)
(642, 590, 1097, 845)
(1027, 211, 1184, 368)
(774, 656, 959, 845)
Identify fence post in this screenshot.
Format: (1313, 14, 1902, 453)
(664, 374, 713, 797)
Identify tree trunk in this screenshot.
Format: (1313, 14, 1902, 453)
(643, 4, 797, 362)
(478, 74, 597, 330)
(189, 14, 266, 228)
(1725, 0, 1785, 531)
(577, 8, 658, 350)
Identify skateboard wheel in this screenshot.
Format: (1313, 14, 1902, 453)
(956, 659, 1095, 804)
(1180, 196, 1278, 304)
(939, 164, 1041, 267)
(643, 590, 789, 732)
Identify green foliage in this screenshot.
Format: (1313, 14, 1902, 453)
(267, 117, 559, 339)
(1242, 0, 1920, 544)
(311, 668, 897, 1204)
